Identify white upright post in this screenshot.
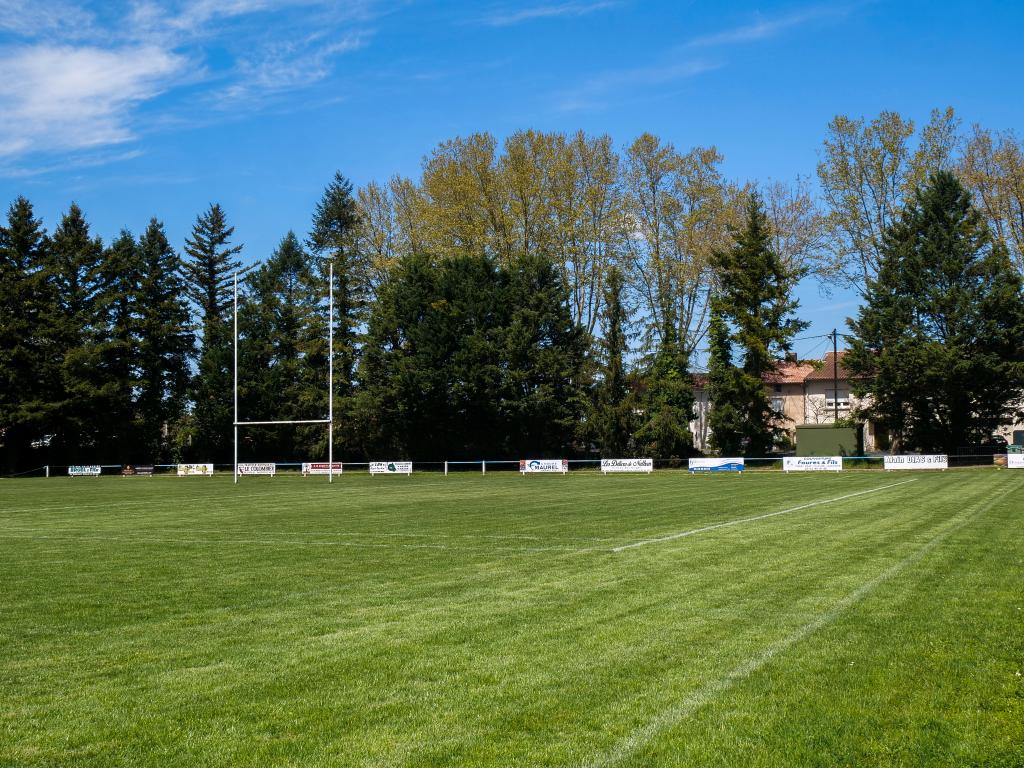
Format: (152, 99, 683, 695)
(328, 261, 334, 484)
(233, 272, 239, 485)
(444, 461, 448, 476)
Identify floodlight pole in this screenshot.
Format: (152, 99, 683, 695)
(328, 260, 334, 484)
(234, 272, 239, 484)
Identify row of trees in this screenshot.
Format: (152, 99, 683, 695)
(1, 108, 1023, 469)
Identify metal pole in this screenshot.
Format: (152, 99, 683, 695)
(234, 273, 239, 485)
(328, 261, 334, 484)
(832, 328, 839, 424)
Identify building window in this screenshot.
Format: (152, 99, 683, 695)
(771, 397, 784, 414)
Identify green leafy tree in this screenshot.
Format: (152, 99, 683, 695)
(846, 171, 1024, 452)
(0, 197, 55, 469)
(592, 265, 634, 455)
(182, 204, 245, 461)
(709, 193, 807, 456)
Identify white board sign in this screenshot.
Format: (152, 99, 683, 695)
(68, 465, 101, 476)
(688, 458, 744, 473)
(783, 456, 843, 472)
(1008, 453, 1024, 469)
(520, 459, 568, 474)
(238, 462, 276, 476)
(884, 454, 948, 470)
(177, 463, 214, 476)
(601, 458, 653, 473)
(370, 461, 412, 475)
(302, 462, 343, 475)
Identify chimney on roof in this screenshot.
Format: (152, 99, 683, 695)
(784, 351, 797, 363)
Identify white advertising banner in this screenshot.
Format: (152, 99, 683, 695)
(68, 465, 101, 476)
(884, 454, 948, 470)
(688, 458, 744, 473)
(302, 462, 343, 475)
(370, 461, 412, 475)
(520, 459, 568, 474)
(177, 463, 214, 476)
(601, 458, 653, 473)
(783, 456, 843, 472)
(238, 462, 276, 476)
(1008, 453, 1024, 469)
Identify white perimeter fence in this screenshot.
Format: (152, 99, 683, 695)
(4, 452, 1023, 478)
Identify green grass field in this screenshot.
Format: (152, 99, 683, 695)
(1, 470, 1022, 767)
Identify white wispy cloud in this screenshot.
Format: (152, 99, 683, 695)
(0, 0, 378, 166)
(558, 58, 718, 112)
(686, 5, 852, 48)
(0, 0, 97, 38)
(0, 45, 188, 157)
(479, 0, 617, 27)
(216, 31, 370, 104)
(555, 3, 853, 113)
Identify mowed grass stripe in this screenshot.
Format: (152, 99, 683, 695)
(586, 474, 1021, 767)
(603, 473, 1024, 767)
(0, 471, 1018, 766)
(611, 479, 917, 551)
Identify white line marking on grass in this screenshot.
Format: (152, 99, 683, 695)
(612, 479, 918, 552)
(587, 478, 1019, 768)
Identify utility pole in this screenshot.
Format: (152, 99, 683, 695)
(831, 328, 839, 424)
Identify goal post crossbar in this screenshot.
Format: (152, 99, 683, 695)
(233, 263, 335, 484)
(235, 420, 331, 426)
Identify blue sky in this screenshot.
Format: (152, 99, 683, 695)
(1, 0, 1022, 359)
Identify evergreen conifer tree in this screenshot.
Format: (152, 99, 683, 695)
(182, 204, 245, 461)
(0, 197, 55, 469)
(46, 203, 109, 461)
(633, 304, 695, 460)
(96, 229, 144, 460)
(592, 265, 634, 455)
(137, 219, 192, 460)
(238, 232, 325, 460)
(308, 172, 364, 454)
(709, 193, 806, 456)
(846, 171, 1024, 452)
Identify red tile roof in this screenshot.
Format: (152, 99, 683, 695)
(803, 351, 860, 381)
(765, 361, 816, 384)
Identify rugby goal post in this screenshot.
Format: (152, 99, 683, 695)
(233, 263, 335, 483)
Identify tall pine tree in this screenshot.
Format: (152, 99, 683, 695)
(0, 197, 55, 469)
(238, 232, 326, 460)
(96, 229, 144, 461)
(308, 173, 363, 453)
(182, 204, 245, 461)
(709, 193, 806, 456)
(137, 219, 192, 461)
(46, 203, 110, 462)
(633, 301, 695, 460)
(592, 265, 634, 455)
(846, 171, 1024, 452)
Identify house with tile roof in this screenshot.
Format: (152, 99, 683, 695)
(690, 351, 883, 453)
